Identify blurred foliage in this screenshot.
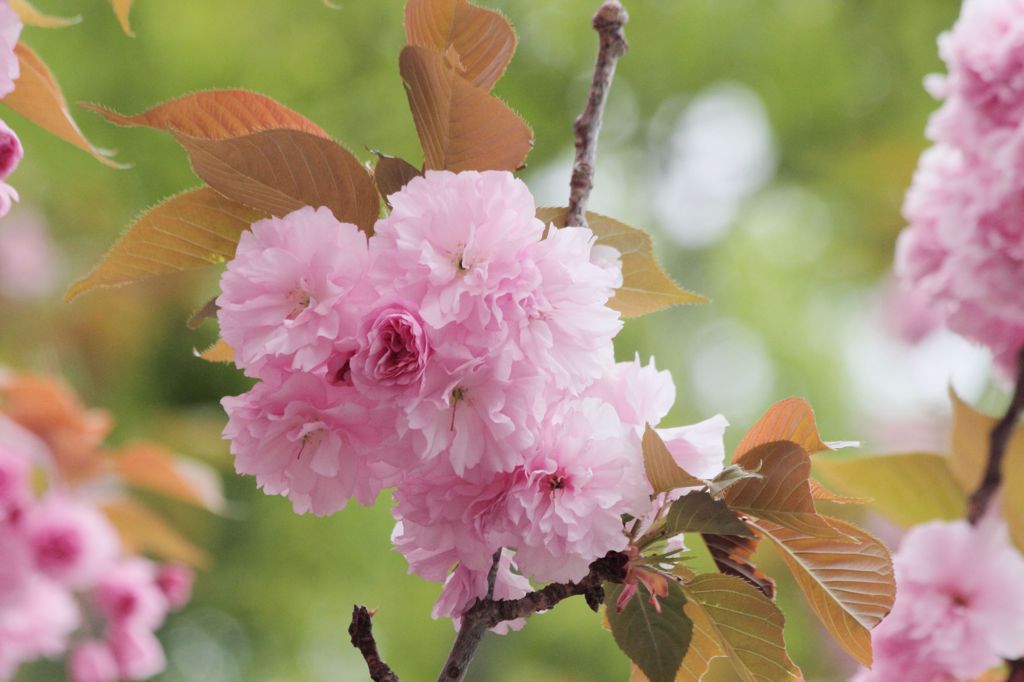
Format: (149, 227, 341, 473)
(5, 0, 963, 680)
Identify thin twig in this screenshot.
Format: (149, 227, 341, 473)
(348, 606, 400, 682)
(435, 551, 630, 682)
(566, 0, 629, 229)
(967, 346, 1024, 524)
(485, 548, 503, 600)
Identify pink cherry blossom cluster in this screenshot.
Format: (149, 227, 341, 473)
(0, 1, 21, 218)
(0, 415, 193, 682)
(219, 170, 727, 628)
(855, 515, 1024, 681)
(896, 0, 1024, 374)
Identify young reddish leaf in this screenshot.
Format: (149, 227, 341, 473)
(662, 491, 753, 538)
(187, 297, 219, 330)
(373, 152, 422, 202)
(671, 601, 722, 682)
(807, 478, 867, 505)
(4, 43, 124, 167)
(11, 0, 80, 28)
(66, 188, 266, 302)
(681, 574, 800, 682)
(399, 45, 532, 172)
(733, 397, 857, 462)
(643, 425, 704, 494)
(701, 532, 775, 599)
(751, 515, 895, 667)
(111, 442, 224, 512)
(110, 0, 136, 36)
(102, 498, 209, 568)
(813, 453, 966, 526)
(605, 581, 693, 682)
(724, 441, 848, 539)
(537, 208, 707, 317)
(197, 338, 233, 364)
(707, 464, 762, 497)
(83, 89, 330, 141)
(175, 129, 380, 234)
(405, 0, 517, 91)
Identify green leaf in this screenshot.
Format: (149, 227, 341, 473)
(681, 574, 800, 682)
(605, 581, 693, 682)
(701, 532, 775, 600)
(174, 129, 380, 234)
(707, 464, 762, 497)
(663, 491, 753, 538)
(643, 425, 705, 495)
(751, 515, 895, 667)
(66, 188, 267, 302)
(813, 453, 966, 526)
(537, 208, 706, 318)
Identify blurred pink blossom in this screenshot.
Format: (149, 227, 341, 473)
(0, 210, 61, 301)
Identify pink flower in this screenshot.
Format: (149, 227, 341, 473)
(0, 4, 21, 99)
(0, 576, 79, 679)
(657, 414, 729, 480)
(0, 525, 30, 607)
(433, 549, 531, 634)
(24, 494, 120, 590)
(217, 206, 373, 378)
(391, 459, 513, 581)
(68, 640, 119, 682)
(222, 372, 401, 516)
(858, 516, 1024, 681)
(350, 305, 431, 396)
(0, 210, 61, 301)
(0, 120, 21, 218)
(501, 398, 651, 583)
(585, 356, 677, 431)
(155, 563, 194, 610)
(928, 0, 1024, 144)
(108, 626, 166, 681)
(94, 558, 168, 631)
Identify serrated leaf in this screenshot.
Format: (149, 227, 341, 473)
(644, 425, 705, 494)
(4, 43, 124, 167)
(536, 208, 707, 318)
(66, 188, 266, 302)
(102, 498, 208, 568)
(724, 441, 847, 540)
(701, 532, 775, 599)
(373, 152, 422, 202)
(405, 0, 516, 91)
(606, 581, 693, 682)
(111, 442, 224, 512)
(399, 45, 532, 172)
(813, 453, 966, 526)
(110, 0, 135, 36)
(83, 89, 330, 141)
(733, 397, 854, 462)
(707, 465, 762, 497)
(197, 338, 233, 364)
(807, 478, 866, 505)
(663, 491, 752, 538)
(11, 0, 80, 28)
(751, 515, 895, 667)
(681, 574, 800, 682)
(175, 129, 380, 234)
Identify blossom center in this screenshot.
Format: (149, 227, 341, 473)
(286, 288, 311, 320)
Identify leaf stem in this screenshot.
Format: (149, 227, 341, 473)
(566, 1, 629, 229)
(967, 345, 1024, 524)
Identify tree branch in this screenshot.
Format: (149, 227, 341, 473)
(435, 551, 630, 682)
(566, 0, 629, 229)
(967, 345, 1024, 525)
(349, 606, 399, 682)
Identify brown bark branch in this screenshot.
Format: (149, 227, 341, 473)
(967, 345, 1024, 525)
(436, 551, 630, 682)
(349, 606, 399, 682)
(566, 0, 629, 229)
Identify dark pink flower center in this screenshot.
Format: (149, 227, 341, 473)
(35, 530, 81, 573)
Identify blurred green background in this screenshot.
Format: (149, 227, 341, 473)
(3, 0, 983, 680)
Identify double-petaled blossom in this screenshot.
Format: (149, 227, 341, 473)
(897, 0, 1024, 374)
(855, 516, 1024, 681)
(216, 169, 729, 632)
